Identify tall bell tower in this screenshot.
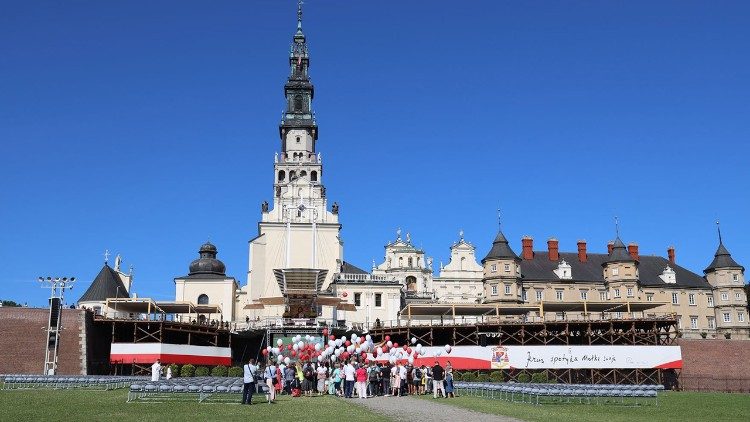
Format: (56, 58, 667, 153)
(245, 1, 343, 320)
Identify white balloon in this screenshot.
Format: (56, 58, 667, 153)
(284, 357, 291, 365)
(298, 341, 304, 349)
(277, 339, 283, 347)
(411, 337, 417, 344)
(317, 355, 323, 362)
(335, 339, 342, 347)
(386, 341, 393, 348)
(365, 334, 372, 342)
(436, 350, 443, 357)
(444, 345, 452, 353)
(314, 343, 321, 351)
(292, 343, 299, 351)
(355, 347, 361, 354)
(408, 357, 414, 364)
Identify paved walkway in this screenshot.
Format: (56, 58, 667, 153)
(345, 395, 523, 422)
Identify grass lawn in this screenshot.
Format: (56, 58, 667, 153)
(0, 389, 389, 422)
(418, 391, 750, 422)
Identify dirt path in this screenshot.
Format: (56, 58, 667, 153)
(344, 395, 524, 422)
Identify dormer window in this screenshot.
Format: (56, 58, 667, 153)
(659, 266, 677, 284)
(612, 267, 619, 276)
(553, 260, 572, 280)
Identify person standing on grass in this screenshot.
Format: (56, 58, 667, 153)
(344, 360, 356, 398)
(355, 363, 368, 399)
(166, 365, 172, 380)
(242, 358, 258, 405)
(399, 363, 408, 396)
(380, 362, 390, 396)
(432, 361, 446, 398)
(317, 362, 327, 395)
(151, 359, 162, 382)
(284, 365, 296, 395)
(332, 363, 343, 396)
(445, 361, 455, 398)
(391, 363, 400, 397)
(264, 362, 277, 404)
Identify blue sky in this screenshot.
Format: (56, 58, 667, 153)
(1, 1, 748, 307)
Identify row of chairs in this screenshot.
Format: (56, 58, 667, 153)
(127, 377, 270, 403)
(455, 382, 661, 406)
(1, 374, 146, 391)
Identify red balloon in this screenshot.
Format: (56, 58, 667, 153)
(291, 350, 297, 357)
(345, 340, 351, 347)
(287, 345, 292, 351)
(406, 347, 412, 354)
(385, 335, 391, 341)
(262, 349, 268, 356)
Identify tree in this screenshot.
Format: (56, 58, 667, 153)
(1, 300, 21, 307)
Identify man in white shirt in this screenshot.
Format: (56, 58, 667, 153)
(242, 358, 258, 405)
(343, 361, 356, 398)
(151, 359, 161, 382)
(398, 364, 408, 396)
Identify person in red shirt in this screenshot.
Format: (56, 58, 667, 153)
(355, 364, 368, 398)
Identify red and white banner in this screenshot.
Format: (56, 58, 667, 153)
(110, 343, 232, 366)
(373, 345, 682, 370)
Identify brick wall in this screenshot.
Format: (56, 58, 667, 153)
(0, 308, 86, 375)
(678, 339, 750, 392)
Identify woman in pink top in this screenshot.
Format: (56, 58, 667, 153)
(355, 365, 368, 398)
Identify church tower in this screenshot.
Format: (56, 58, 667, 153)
(244, 2, 343, 320)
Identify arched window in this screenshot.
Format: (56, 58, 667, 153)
(399, 257, 403, 267)
(406, 276, 417, 292)
(300, 170, 307, 178)
(460, 256, 465, 270)
(289, 170, 296, 181)
(408, 257, 413, 267)
(310, 171, 318, 182)
(197, 294, 209, 305)
(294, 95, 303, 112)
(278, 170, 285, 182)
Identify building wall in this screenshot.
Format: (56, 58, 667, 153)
(174, 278, 236, 321)
(0, 308, 87, 375)
(678, 339, 750, 392)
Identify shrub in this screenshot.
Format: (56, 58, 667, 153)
(517, 373, 531, 383)
(531, 372, 548, 383)
(168, 364, 180, 377)
(195, 366, 210, 377)
(476, 373, 490, 382)
(489, 371, 504, 382)
(724, 332, 732, 339)
(700, 332, 708, 339)
(211, 366, 228, 377)
(228, 366, 243, 378)
(462, 372, 477, 382)
(181, 364, 195, 377)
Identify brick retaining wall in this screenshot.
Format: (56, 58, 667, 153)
(0, 308, 86, 375)
(677, 339, 750, 392)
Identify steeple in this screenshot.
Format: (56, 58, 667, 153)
(280, 0, 317, 146)
(705, 222, 744, 272)
(482, 230, 520, 263)
(604, 217, 635, 265)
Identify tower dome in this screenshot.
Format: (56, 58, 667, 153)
(188, 241, 226, 276)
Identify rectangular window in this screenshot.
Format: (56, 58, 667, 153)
(522, 289, 527, 301)
(707, 295, 714, 307)
(504, 284, 511, 295)
(354, 293, 361, 307)
(723, 313, 731, 323)
(536, 290, 543, 301)
(688, 293, 695, 306)
(646, 293, 654, 302)
(676, 315, 682, 329)
(671, 292, 679, 304)
(707, 317, 715, 329)
(735, 292, 741, 300)
(721, 292, 728, 301)
(490, 264, 497, 273)
(733, 274, 739, 282)
(739, 313, 745, 323)
(374, 293, 382, 307)
(615, 311, 622, 319)
(626, 287, 634, 297)
(614, 289, 621, 298)
(690, 316, 698, 329)
(504, 264, 510, 272)
(555, 290, 564, 301)
(580, 290, 588, 300)
(491, 285, 498, 296)
(600, 291, 607, 301)
(612, 267, 619, 276)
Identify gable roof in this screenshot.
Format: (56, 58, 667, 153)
(78, 264, 130, 303)
(519, 252, 711, 289)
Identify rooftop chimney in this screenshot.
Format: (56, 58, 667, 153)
(628, 243, 639, 261)
(667, 245, 675, 264)
(577, 239, 587, 263)
(521, 236, 534, 260)
(547, 238, 559, 261)
(607, 241, 614, 255)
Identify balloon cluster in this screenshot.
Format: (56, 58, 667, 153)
(261, 328, 453, 367)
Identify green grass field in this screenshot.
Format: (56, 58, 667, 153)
(418, 391, 750, 422)
(0, 389, 388, 422)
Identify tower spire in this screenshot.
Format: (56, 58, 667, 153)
(716, 220, 723, 244)
(615, 215, 620, 238)
(297, 0, 303, 30)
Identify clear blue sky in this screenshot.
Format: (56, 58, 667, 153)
(1, 1, 748, 307)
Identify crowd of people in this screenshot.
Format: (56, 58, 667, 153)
(239, 356, 457, 404)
